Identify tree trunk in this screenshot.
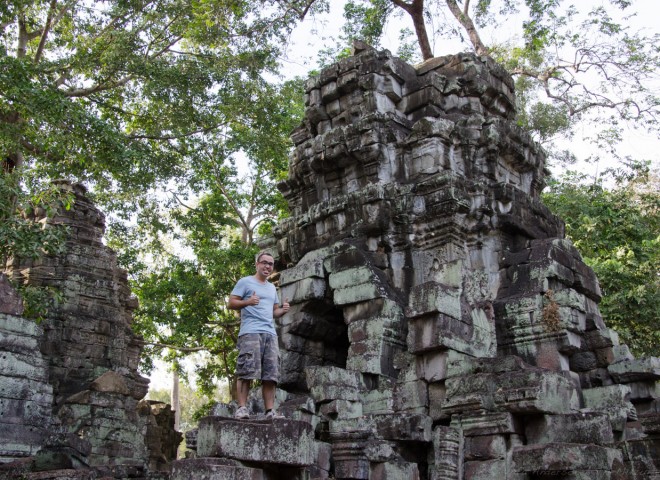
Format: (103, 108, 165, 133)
(444, 0, 489, 56)
(171, 370, 180, 431)
(229, 376, 238, 402)
(392, 0, 435, 60)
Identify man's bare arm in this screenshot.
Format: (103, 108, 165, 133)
(273, 298, 290, 318)
(228, 292, 259, 310)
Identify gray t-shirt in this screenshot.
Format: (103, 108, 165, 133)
(231, 276, 279, 336)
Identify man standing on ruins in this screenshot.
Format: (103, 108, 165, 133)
(228, 250, 289, 420)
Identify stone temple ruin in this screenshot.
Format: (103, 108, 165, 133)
(1, 182, 180, 479)
(2, 45, 660, 479)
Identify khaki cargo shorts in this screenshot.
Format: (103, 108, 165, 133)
(236, 333, 280, 383)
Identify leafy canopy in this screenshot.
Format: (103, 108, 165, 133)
(109, 77, 305, 393)
(1, 0, 313, 391)
(0, 0, 320, 211)
(543, 163, 659, 357)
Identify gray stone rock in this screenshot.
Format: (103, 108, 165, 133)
(1, 181, 177, 476)
(524, 413, 614, 445)
(512, 443, 623, 474)
(197, 417, 317, 466)
(171, 458, 265, 480)
(0, 275, 23, 315)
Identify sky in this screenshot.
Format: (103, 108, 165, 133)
(279, 0, 660, 175)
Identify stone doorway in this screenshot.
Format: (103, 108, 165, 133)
(277, 293, 349, 393)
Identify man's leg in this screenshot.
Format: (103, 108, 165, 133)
(262, 380, 276, 411)
(235, 334, 259, 418)
(261, 334, 280, 413)
(237, 378, 252, 407)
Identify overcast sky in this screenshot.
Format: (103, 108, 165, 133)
(280, 0, 660, 172)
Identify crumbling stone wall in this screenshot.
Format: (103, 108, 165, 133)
(176, 45, 659, 479)
(0, 182, 181, 479)
(0, 308, 56, 464)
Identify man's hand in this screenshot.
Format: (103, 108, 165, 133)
(274, 297, 290, 318)
(247, 291, 260, 306)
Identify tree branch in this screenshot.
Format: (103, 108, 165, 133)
(34, 0, 58, 63)
(511, 61, 648, 120)
(216, 177, 251, 242)
(64, 74, 135, 97)
(20, 138, 63, 163)
(168, 191, 197, 212)
(289, 0, 318, 20)
(391, 0, 434, 60)
(444, 0, 489, 56)
(149, 34, 184, 60)
(17, 17, 29, 58)
(136, 339, 207, 353)
(128, 123, 226, 140)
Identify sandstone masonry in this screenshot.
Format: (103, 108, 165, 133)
(1, 182, 181, 479)
(177, 45, 659, 479)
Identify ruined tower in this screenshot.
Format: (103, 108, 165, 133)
(2, 43, 657, 479)
(1, 182, 180, 479)
(178, 46, 659, 479)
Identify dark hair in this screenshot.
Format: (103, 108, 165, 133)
(255, 250, 274, 263)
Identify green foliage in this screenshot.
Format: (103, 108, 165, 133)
(315, 45, 354, 69)
(319, 0, 430, 67)
(109, 76, 303, 392)
(191, 400, 217, 423)
(513, 77, 572, 144)
(343, 0, 392, 47)
(0, 168, 73, 319)
(123, 241, 255, 393)
(0, 169, 72, 264)
(2, 0, 310, 391)
(147, 380, 229, 431)
(395, 27, 422, 63)
(1, 0, 310, 213)
(470, 0, 521, 28)
(492, 1, 660, 146)
(16, 283, 65, 321)
(543, 163, 660, 357)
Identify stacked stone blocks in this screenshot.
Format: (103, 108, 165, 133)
(1, 183, 181, 479)
(172, 45, 660, 479)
